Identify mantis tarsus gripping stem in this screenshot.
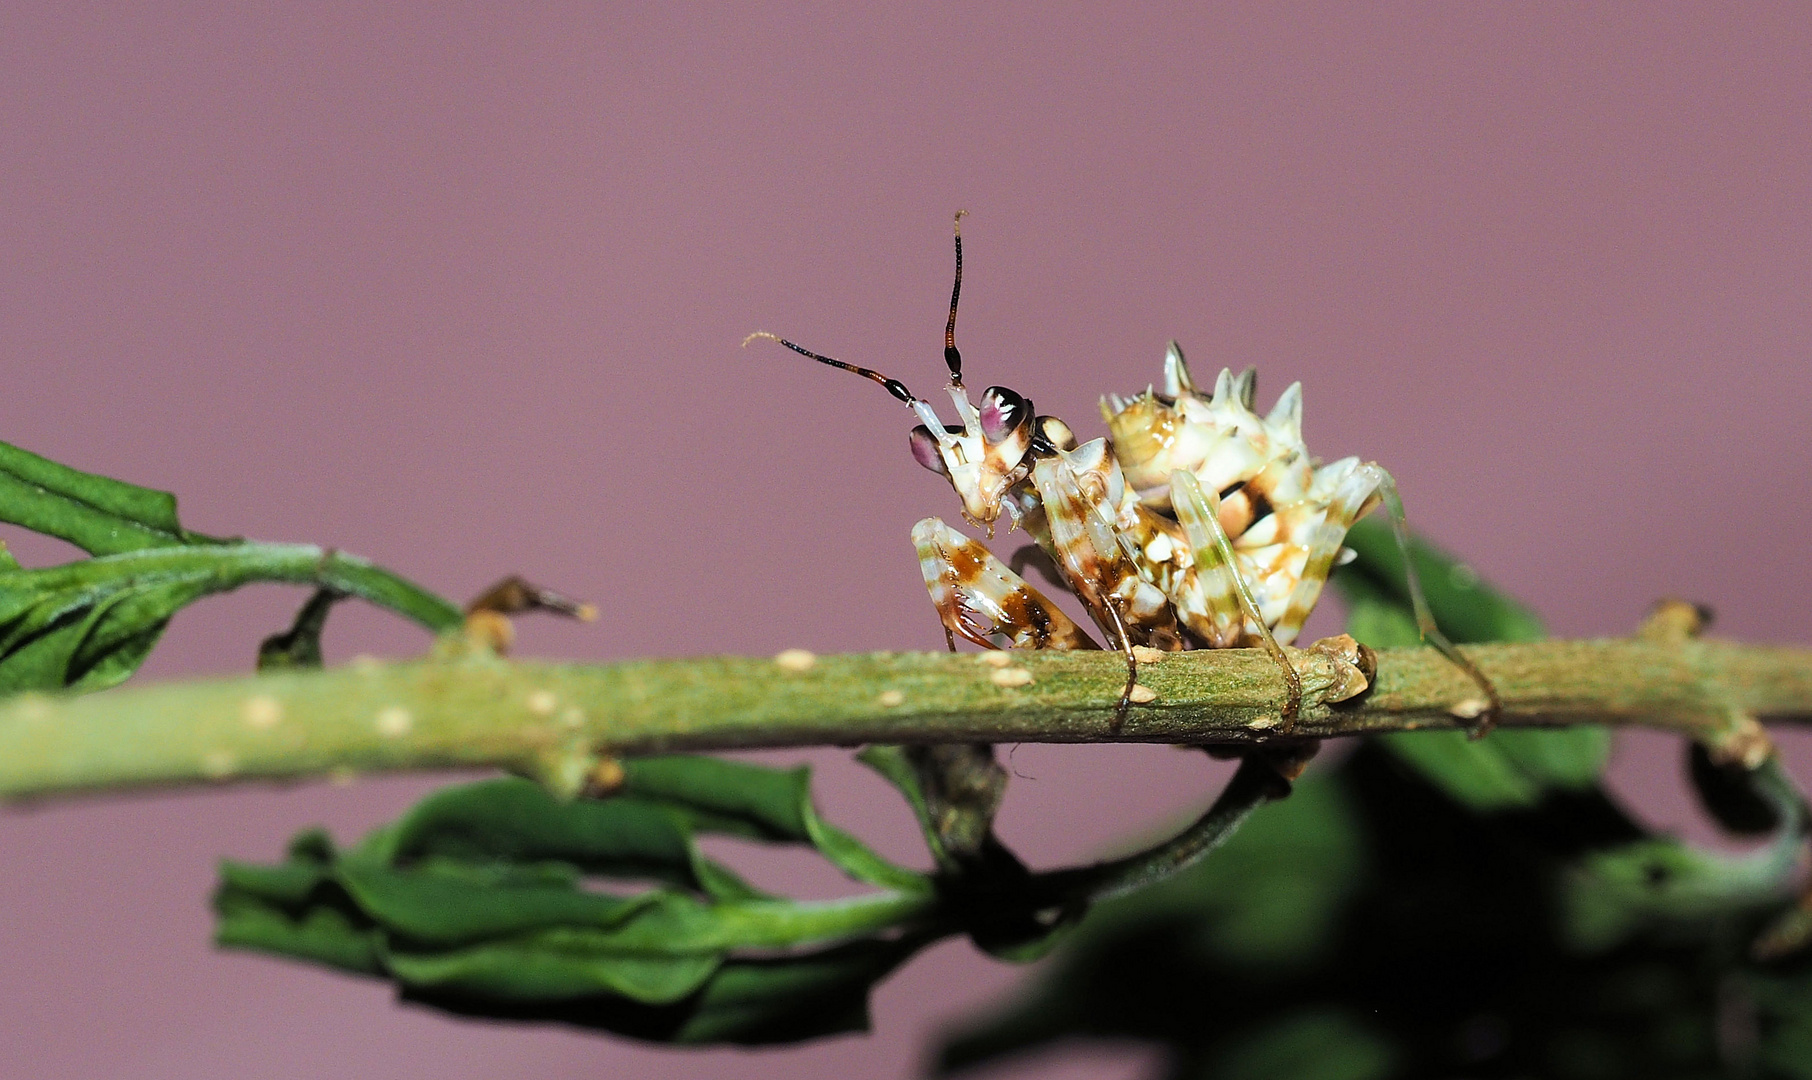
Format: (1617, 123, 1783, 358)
(1102, 598, 1140, 733)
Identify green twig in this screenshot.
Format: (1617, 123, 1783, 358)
(1031, 752, 1291, 903)
(2, 636, 1809, 802)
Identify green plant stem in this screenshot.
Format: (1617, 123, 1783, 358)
(1031, 752, 1290, 903)
(2, 638, 1809, 801)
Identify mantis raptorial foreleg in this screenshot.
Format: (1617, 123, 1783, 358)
(912, 517, 1099, 653)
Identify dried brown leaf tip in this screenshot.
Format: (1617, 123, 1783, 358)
(461, 609, 516, 655)
(461, 576, 599, 655)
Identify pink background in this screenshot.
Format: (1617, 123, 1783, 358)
(3, 5, 1810, 1078)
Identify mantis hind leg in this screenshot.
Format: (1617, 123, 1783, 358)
(1171, 471, 1303, 729)
(1266, 461, 1499, 736)
(1371, 468, 1502, 736)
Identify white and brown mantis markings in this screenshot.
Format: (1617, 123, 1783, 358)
(747, 213, 1498, 735)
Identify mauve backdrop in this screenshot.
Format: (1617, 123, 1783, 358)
(3, 5, 1809, 1078)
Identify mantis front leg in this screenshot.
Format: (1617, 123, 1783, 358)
(912, 517, 1100, 652)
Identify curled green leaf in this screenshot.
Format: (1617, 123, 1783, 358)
(215, 757, 938, 1041)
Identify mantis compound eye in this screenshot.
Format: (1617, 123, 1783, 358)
(980, 386, 1030, 443)
(909, 424, 950, 476)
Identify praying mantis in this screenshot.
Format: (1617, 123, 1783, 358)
(747, 213, 1496, 734)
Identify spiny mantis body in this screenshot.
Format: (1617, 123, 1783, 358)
(746, 213, 1497, 735)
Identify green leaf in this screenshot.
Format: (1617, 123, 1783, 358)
(621, 756, 812, 839)
(666, 938, 923, 1044)
(333, 858, 650, 946)
(1563, 759, 1807, 952)
(621, 756, 929, 893)
(385, 934, 723, 1004)
(0, 439, 222, 556)
(857, 744, 1010, 877)
(1152, 773, 1366, 971)
(1562, 835, 1801, 952)
(400, 936, 927, 1047)
(1376, 727, 1613, 812)
(0, 560, 213, 694)
(355, 777, 759, 899)
(218, 858, 332, 907)
(1337, 586, 1422, 651)
(214, 887, 387, 976)
(857, 745, 951, 865)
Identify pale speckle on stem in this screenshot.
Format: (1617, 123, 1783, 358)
(241, 696, 283, 730)
(990, 667, 1034, 688)
(774, 649, 817, 673)
(375, 706, 413, 738)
